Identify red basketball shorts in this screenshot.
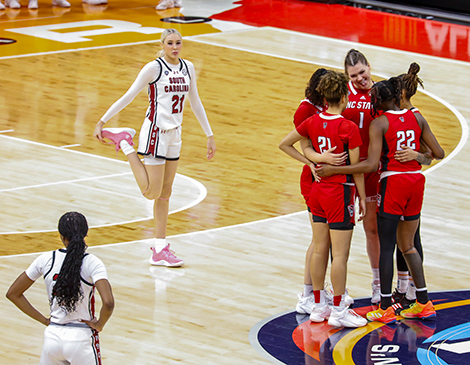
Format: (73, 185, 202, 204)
(300, 165, 314, 204)
(308, 182, 356, 230)
(364, 170, 380, 202)
(377, 173, 425, 220)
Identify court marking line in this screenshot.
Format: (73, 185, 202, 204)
(1, 27, 463, 167)
(1, 26, 465, 161)
(189, 25, 470, 66)
(0, 27, 465, 243)
(186, 27, 468, 172)
(0, 171, 133, 193)
(246, 290, 470, 365)
(0, 39, 161, 61)
(0, 133, 207, 234)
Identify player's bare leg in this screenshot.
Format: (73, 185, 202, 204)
(148, 160, 183, 267)
(364, 201, 381, 304)
(296, 213, 316, 314)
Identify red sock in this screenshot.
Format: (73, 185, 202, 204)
(313, 290, 321, 303)
(334, 295, 342, 306)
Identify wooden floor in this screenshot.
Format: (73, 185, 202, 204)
(1, 1, 469, 364)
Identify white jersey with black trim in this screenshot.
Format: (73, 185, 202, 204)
(25, 249, 108, 325)
(146, 57, 191, 131)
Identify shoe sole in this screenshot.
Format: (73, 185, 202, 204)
(367, 315, 397, 324)
(402, 312, 436, 320)
(102, 127, 136, 138)
(331, 320, 367, 328)
(310, 315, 328, 322)
(149, 258, 184, 267)
(296, 307, 310, 315)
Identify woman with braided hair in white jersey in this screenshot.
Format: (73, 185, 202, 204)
(7, 212, 114, 365)
(93, 28, 216, 267)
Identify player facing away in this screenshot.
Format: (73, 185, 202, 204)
(391, 62, 433, 313)
(292, 68, 353, 315)
(342, 49, 382, 304)
(316, 76, 444, 323)
(280, 70, 367, 328)
(93, 28, 216, 267)
(6, 212, 114, 365)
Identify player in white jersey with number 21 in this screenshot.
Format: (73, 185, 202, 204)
(93, 28, 216, 268)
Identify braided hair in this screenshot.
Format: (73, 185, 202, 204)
(399, 62, 424, 100)
(370, 77, 403, 117)
(316, 69, 349, 106)
(305, 68, 328, 106)
(51, 212, 88, 313)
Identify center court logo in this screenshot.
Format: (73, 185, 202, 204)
(249, 290, 470, 365)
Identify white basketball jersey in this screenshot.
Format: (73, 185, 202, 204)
(146, 57, 191, 131)
(25, 249, 108, 325)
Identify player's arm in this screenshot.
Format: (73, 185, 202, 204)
(279, 129, 314, 167)
(94, 62, 159, 142)
(315, 116, 385, 177)
(415, 113, 445, 160)
(186, 62, 216, 160)
(349, 146, 366, 221)
(302, 142, 347, 165)
(80, 279, 114, 332)
(6, 272, 50, 326)
(394, 139, 432, 165)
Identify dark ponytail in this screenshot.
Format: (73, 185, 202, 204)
(370, 77, 403, 117)
(305, 68, 328, 106)
(399, 62, 424, 100)
(51, 212, 88, 313)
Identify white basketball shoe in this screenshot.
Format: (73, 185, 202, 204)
(328, 306, 367, 328)
(296, 294, 314, 315)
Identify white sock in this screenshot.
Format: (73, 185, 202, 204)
(303, 284, 313, 297)
(405, 280, 416, 300)
(397, 271, 409, 294)
(372, 268, 380, 285)
(120, 140, 135, 156)
(154, 238, 167, 251)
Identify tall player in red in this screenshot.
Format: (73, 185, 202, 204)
(280, 70, 367, 328)
(292, 68, 350, 315)
(316, 77, 444, 323)
(342, 49, 381, 304)
(392, 63, 433, 312)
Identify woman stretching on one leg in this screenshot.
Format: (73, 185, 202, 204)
(93, 29, 216, 267)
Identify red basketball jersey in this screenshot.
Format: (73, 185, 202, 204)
(296, 112, 362, 184)
(293, 99, 324, 202)
(342, 81, 374, 161)
(381, 109, 422, 172)
(293, 99, 324, 127)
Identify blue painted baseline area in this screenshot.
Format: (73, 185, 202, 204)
(250, 290, 470, 365)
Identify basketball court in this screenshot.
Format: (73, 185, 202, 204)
(1, 0, 469, 363)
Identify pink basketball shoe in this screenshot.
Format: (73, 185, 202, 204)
(149, 244, 184, 267)
(101, 128, 136, 153)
